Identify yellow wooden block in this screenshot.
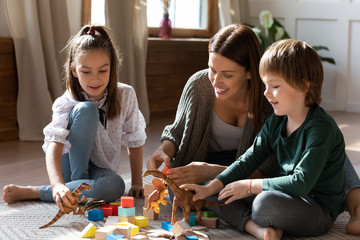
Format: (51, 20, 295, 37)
(80, 223, 97, 238)
(135, 216, 148, 228)
(110, 201, 121, 206)
(116, 222, 139, 237)
(119, 215, 136, 224)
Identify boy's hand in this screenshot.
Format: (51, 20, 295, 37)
(218, 180, 250, 205)
(129, 184, 144, 199)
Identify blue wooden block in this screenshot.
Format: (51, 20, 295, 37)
(161, 221, 173, 231)
(188, 215, 196, 226)
(88, 209, 104, 221)
(106, 234, 124, 240)
(118, 207, 135, 217)
(186, 236, 198, 240)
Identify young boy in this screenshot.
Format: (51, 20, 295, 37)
(183, 39, 345, 240)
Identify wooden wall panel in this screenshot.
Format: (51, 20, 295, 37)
(146, 38, 209, 117)
(0, 38, 18, 141)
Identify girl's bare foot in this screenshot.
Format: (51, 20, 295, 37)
(346, 206, 360, 235)
(3, 184, 40, 203)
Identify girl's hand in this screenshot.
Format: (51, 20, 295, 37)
(129, 184, 144, 199)
(167, 162, 226, 185)
(218, 180, 251, 205)
(52, 183, 74, 212)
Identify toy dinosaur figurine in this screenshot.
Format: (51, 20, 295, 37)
(143, 170, 225, 225)
(144, 178, 168, 213)
(39, 182, 91, 229)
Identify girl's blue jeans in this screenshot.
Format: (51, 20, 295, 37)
(39, 102, 125, 202)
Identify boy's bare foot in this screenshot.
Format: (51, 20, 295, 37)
(3, 184, 40, 204)
(264, 227, 283, 240)
(245, 219, 283, 240)
(346, 206, 360, 235)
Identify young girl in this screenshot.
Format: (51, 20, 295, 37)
(3, 25, 146, 211)
(183, 39, 346, 239)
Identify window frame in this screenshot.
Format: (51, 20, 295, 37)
(82, 0, 219, 38)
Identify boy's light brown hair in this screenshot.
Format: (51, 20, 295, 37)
(259, 39, 323, 107)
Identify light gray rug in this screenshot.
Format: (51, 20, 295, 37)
(0, 174, 359, 240)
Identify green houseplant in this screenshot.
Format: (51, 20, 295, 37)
(251, 10, 335, 64)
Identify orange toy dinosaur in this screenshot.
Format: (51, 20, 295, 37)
(39, 182, 91, 229)
(144, 178, 168, 213)
(143, 170, 225, 225)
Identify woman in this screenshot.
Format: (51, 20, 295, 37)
(147, 24, 360, 235)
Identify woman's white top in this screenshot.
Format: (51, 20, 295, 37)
(208, 110, 244, 152)
(42, 83, 146, 173)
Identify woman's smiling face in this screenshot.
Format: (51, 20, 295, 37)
(72, 49, 110, 100)
(208, 53, 251, 101)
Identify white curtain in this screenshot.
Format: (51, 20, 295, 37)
(218, 0, 250, 27)
(105, 0, 150, 124)
(4, 0, 73, 140)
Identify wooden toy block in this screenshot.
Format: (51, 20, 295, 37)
(186, 236, 198, 240)
(110, 201, 122, 206)
(80, 223, 97, 238)
(130, 233, 149, 240)
(161, 165, 172, 175)
(119, 216, 136, 225)
(118, 207, 135, 217)
(135, 216, 148, 228)
(104, 216, 121, 227)
(89, 209, 105, 221)
(121, 196, 134, 208)
(106, 233, 124, 240)
(113, 225, 132, 239)
(95, 227, 115, 240)
(161, 221, 174, 232)
(191, 225, 207, 231)
(142, 208, 158, 220)
(199, 217, 219, 229)
(101, 205, 114, 217)
(171, 221, 191, 237)
(144, 184, 155, 197)
(188, 215, 196, 226)
(116, 222, 139, 237)
(202, 211, 217, 218)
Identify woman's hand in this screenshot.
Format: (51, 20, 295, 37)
(52, 183, 74, 212)
(167, 162, 226, 185)
(146, 148, 171, 170)
(129, 184, 144, 199)
(218, 180, 251, 205)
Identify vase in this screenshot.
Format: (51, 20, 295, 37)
(159, 13, 172, 39)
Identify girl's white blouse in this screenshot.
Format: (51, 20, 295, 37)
(42, 83, 147, 173)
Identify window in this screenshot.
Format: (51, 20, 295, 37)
(148, 0, 218, 38)
(82, 0, 218, 38)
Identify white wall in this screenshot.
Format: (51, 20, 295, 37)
(250, 0, 360, 113)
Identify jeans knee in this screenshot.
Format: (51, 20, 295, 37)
(98, 174, 125, 202)
(71, 102, 98, 128)
(252, 191, 283, 223)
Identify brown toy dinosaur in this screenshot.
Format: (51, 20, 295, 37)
(143, 170, 225, 225)
(39, 182, 91, 229)
(144, 178, 168, 213)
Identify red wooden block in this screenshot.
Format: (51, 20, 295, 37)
(121, 196, 134, 208)
(161, 165, 172, 175)
(101, 204, 113, 217)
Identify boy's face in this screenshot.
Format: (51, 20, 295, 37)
(262, 73, 307, 117)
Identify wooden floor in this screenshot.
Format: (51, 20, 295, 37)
(1, 111, 360, 204)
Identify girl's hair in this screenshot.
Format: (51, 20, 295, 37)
(259, 39, 323, 106)
(209, 24, 265, 134)
(64, 25, 121, 119)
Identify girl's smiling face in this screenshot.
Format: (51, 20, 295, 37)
(208, 53, 251, 101)
(72, 49, 110, 101)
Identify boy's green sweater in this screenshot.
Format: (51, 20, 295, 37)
(217, 105, 345, 221)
